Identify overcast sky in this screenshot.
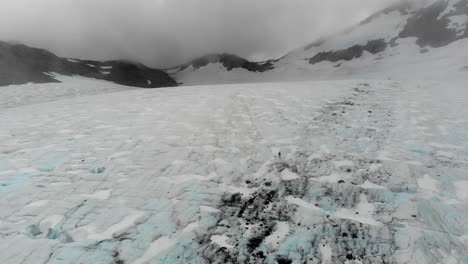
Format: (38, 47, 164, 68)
(0, 0, 398, 68)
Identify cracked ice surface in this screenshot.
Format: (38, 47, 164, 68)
(1, 78, 468, 263)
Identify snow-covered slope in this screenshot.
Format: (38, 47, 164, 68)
(174, 0, 468, 85)
(1, 77, 468, 263)
(280, 0, 467, 65)
(168, 53, 275, 86)
(0, 75, 133, 109)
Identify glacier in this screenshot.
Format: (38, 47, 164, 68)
(1, 76, 467, 263)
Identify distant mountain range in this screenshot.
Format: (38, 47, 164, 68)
(173, 0, 468, 85)
(0, 41, 177, 88)
(170, 53, 275, 73)
(1, 0, 467, 87)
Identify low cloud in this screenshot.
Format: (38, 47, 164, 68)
(0, 0, 398, 68)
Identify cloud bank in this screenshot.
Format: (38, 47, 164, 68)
(0, 0, 398, 67)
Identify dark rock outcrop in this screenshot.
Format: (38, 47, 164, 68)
(362, 0, 468, 48)
(303, 0, 467, 65)
(0, 41, 62, 86)
(309, 39, 388, 64)
(176, 53, 274, 73)
(0, 41, 177, 88)
(398, 0, 460, 47)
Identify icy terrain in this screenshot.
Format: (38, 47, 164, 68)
(1, 77, 467, 263)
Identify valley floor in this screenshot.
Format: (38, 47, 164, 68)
(1, 78, 467, 263)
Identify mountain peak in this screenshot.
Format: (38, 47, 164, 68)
(174, 53, 274, 73)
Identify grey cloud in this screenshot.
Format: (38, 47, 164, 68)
(0, 0, 399, 68)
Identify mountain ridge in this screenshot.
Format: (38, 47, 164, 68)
(174, 0, 468, 85)
(0, 41, 177, 88)
(1, 0, 467, 87)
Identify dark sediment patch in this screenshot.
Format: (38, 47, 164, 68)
(276, 258, 292, 264)
(193, 83, 405, 263)
(195, 162, 303, 263)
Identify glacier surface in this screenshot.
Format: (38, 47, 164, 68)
(1, 78, 468, 263)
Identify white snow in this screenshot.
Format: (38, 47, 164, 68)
(286, 196, 323, 211)
(281, 168, 300, 181)
(333, 160, 354, 167)
(81, 189, 112, 200)
(160, 174, 210, 184)
(368, 163, 382, 172)
(133, 236, 176, 264)
(210, 235, 234, 249)
(448, 14, 468, 36)
(429, 142, 463, 150)
(359, 180, 387, 190)
(200, 206, 221, 213)
(333, 194, 382, 226)
(72, 211, 144, 241)
(417, 174, 439, 194)
(40, 215, 63, 229)
(0, 75, 129, 109)
(24, 200, 49, 208)
(264, 222, 290, 248)
(182, 222, 199, 233)
(320, 242, 333, 264)
(439, 0, 459, 19)
(455, 181, 468, 201)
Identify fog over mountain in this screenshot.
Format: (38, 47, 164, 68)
(0, 0, 398, 67)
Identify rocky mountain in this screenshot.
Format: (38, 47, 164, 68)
(0, 41, 177, 88)
(171, 53, 274, 73)
(291, 0, 467, 63)
(1, 0, 466, 88)
(174, 0, 468, 85)
(166, 53, 275, 85)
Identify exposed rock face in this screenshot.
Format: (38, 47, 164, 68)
(303, 0, 468, 65)
(399, 0, 460, 47)
(0, 41, 177, 88)
(309, 39, 388, 64)
(0, 41, 62, 85)
(178, 53, 274, 73)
